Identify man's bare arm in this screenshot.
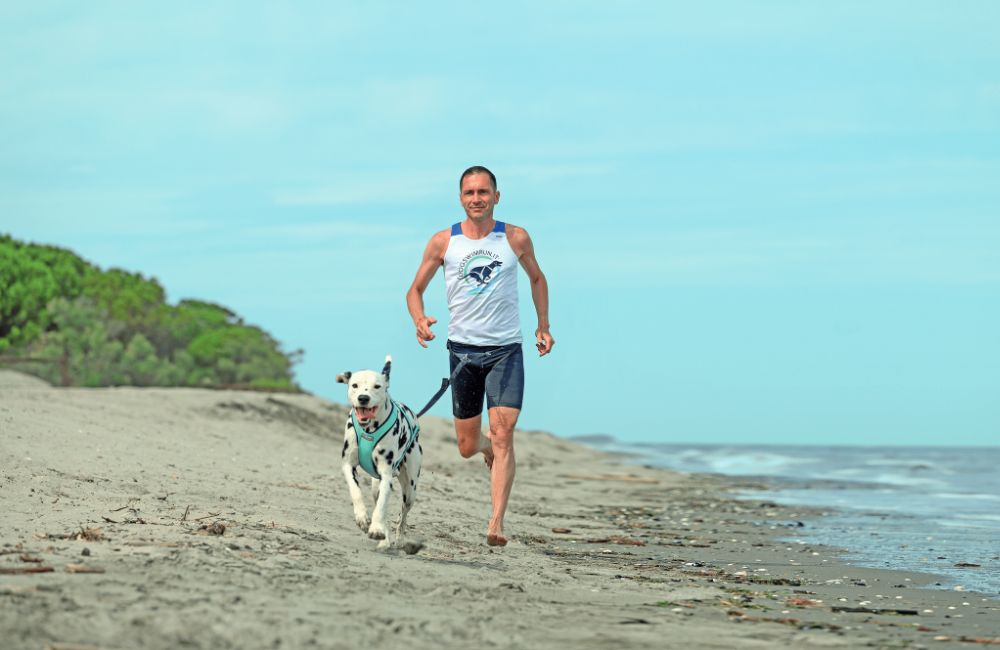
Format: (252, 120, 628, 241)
(406, 230, 450, 348)
(509, 225, 554, 357)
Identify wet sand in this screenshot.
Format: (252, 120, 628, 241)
(1, 369, 998, 649)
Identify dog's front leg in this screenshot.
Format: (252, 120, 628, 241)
(368, 459, 393, 548)
(341, 432, 370, 531)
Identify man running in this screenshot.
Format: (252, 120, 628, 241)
(406, 165, 554, 546)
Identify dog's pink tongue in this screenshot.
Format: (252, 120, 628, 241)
(357, 406, 377, 420)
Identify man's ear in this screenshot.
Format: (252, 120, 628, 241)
(335, 371, 352, 384)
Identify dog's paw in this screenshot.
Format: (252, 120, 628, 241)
(377, 537, 392, 550)
(355, 514, 371, 531)
(367, 524, 387, 540)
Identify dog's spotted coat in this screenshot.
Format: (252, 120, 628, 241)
(336, 355, 422, 549)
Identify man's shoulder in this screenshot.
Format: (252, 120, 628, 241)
(425, 228, 451, 255)
(503, 222, 530, 243)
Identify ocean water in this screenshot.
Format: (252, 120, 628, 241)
(574, 440, 1000, 596)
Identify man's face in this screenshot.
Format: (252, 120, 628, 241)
(459, 173, 500, 221)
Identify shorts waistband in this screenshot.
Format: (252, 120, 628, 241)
(447, 340, 522, 354)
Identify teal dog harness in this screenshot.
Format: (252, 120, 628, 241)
(352, 399, 419, 479)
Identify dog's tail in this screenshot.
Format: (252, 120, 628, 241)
(382, 355, 392, 381)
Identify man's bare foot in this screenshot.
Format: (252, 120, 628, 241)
(482, 446, 494, 470)
(486, 533, 507, 546)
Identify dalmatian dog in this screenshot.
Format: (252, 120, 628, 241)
(336, 355, 422, 549)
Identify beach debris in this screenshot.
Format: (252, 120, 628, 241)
(65, 563, 104, 574)
(0, 565, 55, 575)
(586, 535, 645, 546)
(40, 526, 106, 542)
(109, 497, 139, 512)
(786, 597, 822, 607)
(954, 563, 981, 568)
(957, 637, 1000, 645)
(745, 576, 802, 586)
(400, 540, 423, 555)
(199, 521, 226, 536)
(76, 527, 104, 542)
(551, 527, 572, 534)
(19, 554, 43, 563)
(830, 606, 918, 616)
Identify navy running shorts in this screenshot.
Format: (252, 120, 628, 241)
(447, 340, 524, 419)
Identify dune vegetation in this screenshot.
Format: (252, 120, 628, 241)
(0, 234, 300, 390)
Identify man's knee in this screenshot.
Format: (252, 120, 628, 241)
(457, 437, 481, 458)
(454, 416, 484, 458)
(488, 407, 519, 448)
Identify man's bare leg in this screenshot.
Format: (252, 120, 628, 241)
(455, 415, 494, 467)
(485, 406, 519, 546)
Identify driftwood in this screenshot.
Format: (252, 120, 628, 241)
(586, 535, 646, 546)
(0, 566, 55, 574)
(65, 564, 105, 574)
(830, 606, 918, 616)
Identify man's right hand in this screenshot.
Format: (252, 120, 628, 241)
(415, 315, 438, 348)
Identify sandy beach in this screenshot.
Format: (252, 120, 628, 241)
(1, 369, 998, 650)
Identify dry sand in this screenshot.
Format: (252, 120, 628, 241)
(1, 369, 998, 649)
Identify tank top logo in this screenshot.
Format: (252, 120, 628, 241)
(459, 249, 504, 296)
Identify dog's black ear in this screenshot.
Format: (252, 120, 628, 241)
(336, 372, 352, 384)
(381, 355, 392, 382)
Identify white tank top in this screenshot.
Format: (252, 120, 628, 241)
(443, 221, 522, 346)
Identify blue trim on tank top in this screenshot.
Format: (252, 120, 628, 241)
(450, 221, 506, 237)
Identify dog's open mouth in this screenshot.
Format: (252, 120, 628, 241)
(355, 406, 378, 423)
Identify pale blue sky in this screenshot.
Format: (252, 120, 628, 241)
(3, 2, 998, 445)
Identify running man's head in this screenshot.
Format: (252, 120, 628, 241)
(459, 165, 497, 191)
(459, 165, 500, 222)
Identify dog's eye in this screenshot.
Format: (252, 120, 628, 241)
(351, 383, 358, 388)
(374, 384, 382, 389)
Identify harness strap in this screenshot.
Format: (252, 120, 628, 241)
(353, 399, 419, 479)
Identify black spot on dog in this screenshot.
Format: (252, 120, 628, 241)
(402, 494, 407, 505)
(378, 449, 385, 455)
(347, 420, 354, 429)
(398, 433, 408, 448)
(341, 439, 349, 456)
(351, 468, 359, 486)
(385, 451, 394, 465)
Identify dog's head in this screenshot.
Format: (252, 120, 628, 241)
(336, 355, 392, 425)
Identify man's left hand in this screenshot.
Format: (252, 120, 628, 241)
(535, 329, 554, 357)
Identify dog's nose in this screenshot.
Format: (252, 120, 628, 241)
(357, 394, 370, 405)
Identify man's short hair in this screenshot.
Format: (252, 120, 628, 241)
(459, 165, 497, 191)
